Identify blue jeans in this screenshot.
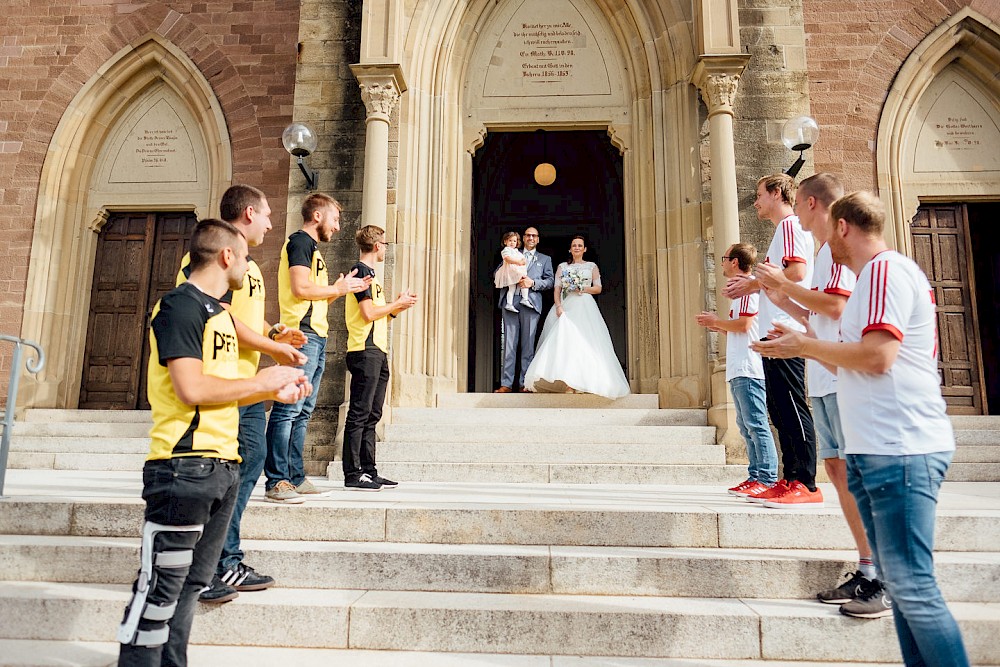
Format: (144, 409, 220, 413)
(730, 376, 778, 485)
(218, 401, 266, 573)
(847, 452, 969, 667)
(264, 331, 326, 490)
(814, 393, 846, 460)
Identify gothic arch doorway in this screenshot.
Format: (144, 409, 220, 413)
(469, 129, 626, 391)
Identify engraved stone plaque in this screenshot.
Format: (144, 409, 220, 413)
(914, 78, 1000, 173)
(483, 0, 611, 97)
(110, 98, 198, 183)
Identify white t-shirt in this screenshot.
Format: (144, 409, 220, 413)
(758, 215, 814, 335)
(837, 250, 954, 455)
(726, 292, 765, 382)
(807, 243, 856, 397)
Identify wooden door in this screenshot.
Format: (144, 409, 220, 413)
(911, 205, 987, 414)
(80, 212, 196, 409)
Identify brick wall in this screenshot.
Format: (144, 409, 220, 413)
(0, 1, 299, 404)
(802, 0, 1000, 192)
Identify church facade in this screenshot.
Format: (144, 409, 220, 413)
(2, 1, 999, 468)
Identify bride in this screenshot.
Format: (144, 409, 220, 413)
(523, 236, 630, 398)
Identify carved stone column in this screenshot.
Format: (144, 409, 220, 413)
(692, 54, 750, 450)
(351, 64, 406, 230)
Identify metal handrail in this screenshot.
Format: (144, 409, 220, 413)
(0, 335, 45, 498)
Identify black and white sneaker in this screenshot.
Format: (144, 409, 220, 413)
(199, 575, 238, 603)
(375, 475, 398, 488)
(840, 578, 893, 618)
(345, 473, 382, 491)
(220, 562, 274, 592)
(817, 570, 870, 604)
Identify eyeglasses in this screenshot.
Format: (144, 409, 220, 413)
(523, 233, 538, 238)
(721, 256, 734, 262)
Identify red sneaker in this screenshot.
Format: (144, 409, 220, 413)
(727, 479, 754, 496)
(740, 481, 772, 498)
(747, 479, 788, 504)
(764, 480, 824, 508)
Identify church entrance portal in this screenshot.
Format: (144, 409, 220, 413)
(468, 130, 626, 392)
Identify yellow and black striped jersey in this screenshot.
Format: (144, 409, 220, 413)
(278, 230, 329, 338)
(147, 282, 241, 461)
(177, 252, 264, 379)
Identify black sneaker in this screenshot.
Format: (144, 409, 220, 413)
(345, 473, 382, 491)
(817, 570, 869, 604)
(199, 575, 238, 603)
(375, 475, 398, 488)
(221, 562, 274, 592)
(840, 578, 893, 618)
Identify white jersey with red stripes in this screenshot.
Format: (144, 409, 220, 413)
(758, 214, 814, 335)
(837, 250, 953, 455)
(726, 291, 764, 382)
(807, 243, 856, 397)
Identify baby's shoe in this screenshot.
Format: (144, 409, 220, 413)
(504, 303, 518, 312)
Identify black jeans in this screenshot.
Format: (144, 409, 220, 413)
(762, 354, 817, 489)
(119, 457, 239, 667)
(343, 349, 390, 480)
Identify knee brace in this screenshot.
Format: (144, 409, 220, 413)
(116, 521, 203, 647)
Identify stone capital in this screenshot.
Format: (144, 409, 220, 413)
(690, 54, 751, 118)
(351, 63, 407, 122)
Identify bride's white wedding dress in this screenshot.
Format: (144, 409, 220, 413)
(523, 261, 630, 398)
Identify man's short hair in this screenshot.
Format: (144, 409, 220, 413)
(728, 242, 757, 273)
(189, 218, 244, 271)
(757, 173, 797, 205)
(830, 191, 885, 237)
(798, 173, 844, 208)
(219, 184, 265, 223)
(356, 225, 385, 253)
(302, 193, 342, 223)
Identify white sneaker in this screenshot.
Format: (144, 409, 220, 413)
(504, 304, 518, 312)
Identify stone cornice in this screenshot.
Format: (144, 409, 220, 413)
(350, 63, 407, 122)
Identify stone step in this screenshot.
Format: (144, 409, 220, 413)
(392, 407, 708, 426)
(384, 424, 717, 444)
(10, 436, 149, 452)
(2, 483, 998, 552)
(7, 452, 147, 471)
(12, 422, 151, 437)
(436, 393, 660, 409)
(2, 534, 998, 602)
(0, 582, 997, 662)
(22, 409, 152, 423)
(951, 415, 1000, 430)
(379, 442, 727, 464)
(1, 640, 955, 667)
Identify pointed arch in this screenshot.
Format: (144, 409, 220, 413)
(20, 34, 233, 407)
(876, 8, 1000, 250)
(388, 0, 707, 405)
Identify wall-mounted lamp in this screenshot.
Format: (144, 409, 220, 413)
(534, 129, 556, 187)
(282, 122, 319, 191)
(781, 115, 819, 178)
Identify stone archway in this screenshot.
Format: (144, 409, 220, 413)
(876, 9, 1000, 415)
(19, 35, 232, 408)
(388, 0, 709, 407)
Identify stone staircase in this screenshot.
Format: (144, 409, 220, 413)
(2, 398, 1000, 664)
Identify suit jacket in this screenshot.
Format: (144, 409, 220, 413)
(496, 250, 554, 312)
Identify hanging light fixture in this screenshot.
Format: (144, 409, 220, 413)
(534, 129, 556, 186)
(781, 116, 820, 178)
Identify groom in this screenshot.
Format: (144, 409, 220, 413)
(496, 226, 554, 392)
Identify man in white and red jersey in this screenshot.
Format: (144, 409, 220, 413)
(757, 174, 887, 618)
(696, 243, 778, 498)
(726, 173, 821, 507)
(753, 191, 969, 667)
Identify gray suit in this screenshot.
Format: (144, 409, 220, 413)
(497, 250, 554, 389)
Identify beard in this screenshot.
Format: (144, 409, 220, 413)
(318, 226, 335, 243)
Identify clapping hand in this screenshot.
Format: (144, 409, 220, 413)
(271, 323, 307, 348)
(255, 365, 311, 404)
(751, 318, 815, 357)
(722, 274, 758, 300)
(394, 290, 418, 313)
(754, 262, 787, 291)
(332, 268, 373, 299)
(694, 311, 723, 332)
(270, 343, 308, 367)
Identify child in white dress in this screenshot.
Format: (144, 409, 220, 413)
(494, 231, 533, 312)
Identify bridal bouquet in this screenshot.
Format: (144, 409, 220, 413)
(560, 266, 592, 298)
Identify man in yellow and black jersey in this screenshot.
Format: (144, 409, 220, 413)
(264, 193, 370, 498)
(177, 185, 309, 604)
(117, 219, 309, 666)
(342, 225, 417, 490)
